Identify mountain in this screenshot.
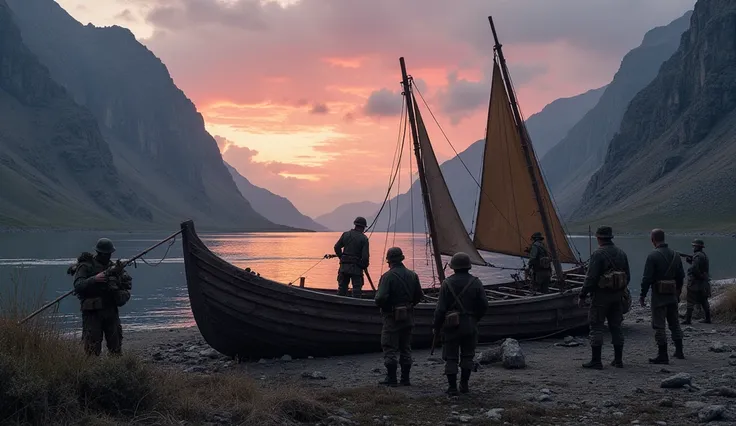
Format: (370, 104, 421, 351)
(226, 163, 327, 231)
(5, 0, 282, 231)
(540, 10, 693, 217)
(573, 0, 736, 232)
(525, 86, 606, 158)
(0, 0, 151, 228)
(315, 201, 381, 231)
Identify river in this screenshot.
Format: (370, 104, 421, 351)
(0, 230, 733, 333)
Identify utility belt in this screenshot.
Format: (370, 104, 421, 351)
(340, 255, 360, 264)
(445, 310, 472, 328)
(392, 303, 413, 321)
(654, 279, 677, 295)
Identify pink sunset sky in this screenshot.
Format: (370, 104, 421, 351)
(57, 0, 695, 217)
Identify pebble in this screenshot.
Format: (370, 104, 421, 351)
(484, 408, 504, 421)
(703, 386, 736, 397)
(302, 371, 327, 380)
(661, 372, 692, 388)
(281, 354, 292, 361)
(698, 405, 725, 422)
(658, 397, 674, 407)
(709, 342, 732, 353)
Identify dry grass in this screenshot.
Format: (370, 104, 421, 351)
(712, 284, 736, 323)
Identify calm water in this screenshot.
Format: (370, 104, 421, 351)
(0, 231, 734, 333)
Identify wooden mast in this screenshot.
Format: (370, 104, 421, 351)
(400, 57, 446, 283)
(487, 16, 567, 287)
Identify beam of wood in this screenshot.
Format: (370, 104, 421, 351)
(486, 289, 524, 298)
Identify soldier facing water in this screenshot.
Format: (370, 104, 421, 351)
(433, 252, 489, 396)
(374, 247, 424, 386)
(71, 238, 132, 356)
(527, 232, 552, 294)
(640, 229, 685, 364)
(333, 216, 370, 298)
(578, 226, 630, 369)
(682, 239, 711, 325)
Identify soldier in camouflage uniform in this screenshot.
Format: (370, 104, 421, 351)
(578, 226, 630, 369)
(682, 239, 711, 325)
(640, 229, 685, 364)
(333, 217, 370, 298)
(527, 232, 551, 293)
(71, 238, 132, 356)
(433, 252, 489, 396)
(374, 247, 424, 386)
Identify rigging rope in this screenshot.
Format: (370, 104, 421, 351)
(409, 120, 416, 271)
(137, 236, 177, 267)
(287, 256, 327, 285)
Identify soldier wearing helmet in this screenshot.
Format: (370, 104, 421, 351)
(683, 239, 711, 325)
(374, 247, 424, 387)
(333, 216, 370, 298)
(71, 237, 132, 356)
(433, 252, 489, 396)
(527, 232, 552, 293)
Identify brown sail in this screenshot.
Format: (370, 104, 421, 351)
(413, 95, 486, 266)
(472, 60, 577, 264)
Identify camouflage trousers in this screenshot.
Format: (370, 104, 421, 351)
(651, 303, 682, 345)
(337, 273, 364, 298)
(588, 300, 624, 346)
(533, 270, 551, 293)
(442, 331, 477, 375)
(380, 314, 413, 367)
(82, 308, 122, 356)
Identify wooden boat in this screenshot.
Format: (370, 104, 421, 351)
(181, 16, 590, 360)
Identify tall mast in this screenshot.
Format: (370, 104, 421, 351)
(400, 57, 446, 283)
(487, 16, 567, 287)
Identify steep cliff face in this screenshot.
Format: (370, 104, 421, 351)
(540, 11, 693, 217)
(0, 0, 151, 228)
(575, 0, 736, 231)
(7, 0, 280, 231)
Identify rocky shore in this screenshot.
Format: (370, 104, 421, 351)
(124, 286, 736, 425)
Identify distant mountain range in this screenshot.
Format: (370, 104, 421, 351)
(314, 201, 381, 232)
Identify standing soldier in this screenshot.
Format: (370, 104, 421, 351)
(640, 229, 685, 364)
(333, 217, 370, 298)
(374, 247, 424, 387)
(71, 238, 132, 356)
(682, 239, 711, 324)
(578, 226, 630, 369)
(433, 252, 489, 396)
(527, 232, 552, 293)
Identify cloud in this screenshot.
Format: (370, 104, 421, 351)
(363, 88, 402, 117)
(115, 9, 136, 22)
(309, 103, 329, 114)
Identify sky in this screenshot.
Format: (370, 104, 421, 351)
(57, 0, 696, 218)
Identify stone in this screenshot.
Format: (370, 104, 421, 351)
(258, 358, 267, 364)
(536, 394, 552, 402)
(661, 373, 692, 388)
(302, 371, 327, 380)
(476, 345, 502, 364)
(658, 397, 674, 407)
(281, 354, 293, 361)
(685, 401, 706, 410)
(199, 348, 220, 359)
(484, 408, 504, 421)
(703, 387, 736, 398)
(709, 342, 732, 353)
(564, 335, 574, 344)
(612, 411, 623, 417)
(326, 415, 356, 425)
(729, 360, 736, 367)
(500, 338, 526, 369)
(698, 405, 725, 423)
(602, 400, 619, 408)
(655, 422, 667, 426)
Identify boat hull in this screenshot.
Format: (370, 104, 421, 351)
(181, 220, 589, 359)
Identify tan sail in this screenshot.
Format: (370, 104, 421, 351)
(472, 60, 577, 263)
(413, 94, 486, 266)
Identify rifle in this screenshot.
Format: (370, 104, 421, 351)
(18, 229, 182, 325)
(430, 330, 437, 356)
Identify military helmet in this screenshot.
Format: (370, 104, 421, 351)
(353, 216, 367, 228)
(595, 226, 614, 239)
(95, 238, 116, 254)
(386, 247, 405, 262)
(691, 239, 705, 247)
(449, 252, 472, 270)
(531, 232, 544, 241)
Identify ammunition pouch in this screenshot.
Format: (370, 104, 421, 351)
(114, 290, 131, 307)
(445, 311, 460, 328)
(539, 256, 551, 269)
(393, 304, 410, 322)
(598, 270, 628, 291)
(655, 279, 677, 295)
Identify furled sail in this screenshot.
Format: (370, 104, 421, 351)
(413, 94, 486, 266)
(472, 60, 577, 263)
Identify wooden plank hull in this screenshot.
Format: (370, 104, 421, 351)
(181, 220, 589, 359)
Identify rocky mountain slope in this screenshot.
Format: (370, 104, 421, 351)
(6, 0, 281, 231)
(0, 0, 151, 228)
(315, 201, 381, 232)
(573, 0, 736, 232)
(540, 10, 693, 217)
(226, 164, 327, 231)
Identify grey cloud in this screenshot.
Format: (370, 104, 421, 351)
(363, 88, 402, 117)
(309, 103, 329, 114)
(115, 9, 136, 23)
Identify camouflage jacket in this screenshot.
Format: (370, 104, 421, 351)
(72, 253, 131, 311)
(374, 263, 424, 314)
(433, 271, 488, 335)
(334, 229, 369, 275)
(687, 250, 709, 288)
(640, 243, 685, 308)
(580, 242, 630, 304)
(528, 241, 551, 271)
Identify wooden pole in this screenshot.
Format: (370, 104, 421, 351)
(299, 277, 305, 288)
(399, 57, 446, 283)
(487, 16, 566, 288)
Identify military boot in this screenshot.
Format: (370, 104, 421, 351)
(648, 344, 669, 364)
(582, 345, 603, 370)
(399, 364, 411, 386)
(673, 339, 685, 360)
(610, 345, 623, 368)
(459, 369, 471, 394)
(446, 374, 458, 396)
(681, 308, 693, 325)
(699, 304, 712, 324)
(379, 365, 397, 386)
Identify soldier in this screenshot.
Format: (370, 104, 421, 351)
(640, 229, 685, 364)
(682, 239, 711, 324)
(374, 247, 424, 386)
(527, 232, 552, 293)
(72, 238, 132, 356)
(578, 226, 630, 369)
(333, 216, 370, 298)
(433, 252, 489, 396)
